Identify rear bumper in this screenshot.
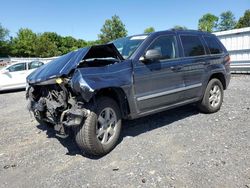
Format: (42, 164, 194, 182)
(225, 72, 231, 89)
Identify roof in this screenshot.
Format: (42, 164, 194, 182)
(123, 29, 213, 40)
(149, 29, 213, 36)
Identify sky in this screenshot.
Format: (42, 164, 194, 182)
(0, 0, 249, 41)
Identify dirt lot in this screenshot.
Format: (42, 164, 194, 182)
(0, 75, 249, 188)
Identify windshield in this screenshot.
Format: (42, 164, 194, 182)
(112, 35, 148, 59)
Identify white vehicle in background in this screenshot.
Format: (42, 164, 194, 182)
(0, 61, 44, 91)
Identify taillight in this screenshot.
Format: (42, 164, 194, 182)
(224, 55, 230, 64)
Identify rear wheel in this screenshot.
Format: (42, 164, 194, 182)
(75, 97, 122, 156)
(198, 78, 224, 113)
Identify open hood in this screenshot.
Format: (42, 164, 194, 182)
(27, 43, 124, 84)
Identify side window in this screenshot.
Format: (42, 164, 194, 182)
(204, 36, 223, 54)
(148, 35, 177, 60)
(7, 63, 26, 72)
(180, 35, 205, 57)
(28, 61, 44, 69)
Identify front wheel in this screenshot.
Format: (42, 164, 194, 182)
(198, 78, 224, 113)
(75, 97, 122, 156)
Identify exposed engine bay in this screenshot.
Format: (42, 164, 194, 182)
(78, 58, 119, 68)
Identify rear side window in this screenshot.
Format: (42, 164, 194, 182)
(180, 35, 205, 57)
(204, 36, 223, 54)
(28, 61, 44, 69)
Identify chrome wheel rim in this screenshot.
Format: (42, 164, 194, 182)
(96, 107, 117, 144)
(209, 85, 221, 108)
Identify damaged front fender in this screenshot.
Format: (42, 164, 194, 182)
(70, 60, 133, 102)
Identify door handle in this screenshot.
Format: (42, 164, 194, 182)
(171, 65, 182, 71)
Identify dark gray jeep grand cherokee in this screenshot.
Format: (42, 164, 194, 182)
(27, 30, 231, 156)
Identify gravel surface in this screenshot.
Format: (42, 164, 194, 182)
(0, 75, 250, 188)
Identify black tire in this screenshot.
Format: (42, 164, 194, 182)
(198, 78, 224, 113)
(75, 97, 122, 156)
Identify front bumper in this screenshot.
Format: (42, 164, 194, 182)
(29, 99, 90, 137)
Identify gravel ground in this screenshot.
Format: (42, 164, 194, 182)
(0, 75, 249, 188)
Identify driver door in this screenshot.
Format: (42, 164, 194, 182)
(133, 35, 185, 112)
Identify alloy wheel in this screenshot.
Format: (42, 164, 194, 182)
(96, 107, 118, 144)
(209, 85, 221, 108)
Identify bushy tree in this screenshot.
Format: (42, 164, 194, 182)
(0, 23, 10, 57)
(76, 39, 88, 48)
(173, 25, 188, 30)
(0, 23, 9, 41)
(11, 28, 37, 57)
(144, 27, 155, 33)
(59, 36, 78, 54)
(86, 40, 101, 46)
(198, 13, 218, 32)
(98, 15, 127, 44)
(236, 9, 250, 28)
(35, 32, 61, 57)
(218, 11, 237, 31)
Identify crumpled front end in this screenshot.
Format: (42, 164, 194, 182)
(26, 43, 132, 138)
(27, 79, 90, 137)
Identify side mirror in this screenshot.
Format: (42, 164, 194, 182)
(139, 49, 162, 62)
(2, 69, 9, 74)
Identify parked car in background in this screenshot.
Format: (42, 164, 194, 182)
(26, 30, 230, 156)
(0, 61, 44, 91)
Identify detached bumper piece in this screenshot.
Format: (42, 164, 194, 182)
(62, 107, 90, 127)
(55, 107, 89, 138)
(54, 123, 68, 138)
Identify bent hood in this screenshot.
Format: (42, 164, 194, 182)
(27, 43, 124, 84)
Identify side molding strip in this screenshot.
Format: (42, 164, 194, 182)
(137, 83, 202, 101)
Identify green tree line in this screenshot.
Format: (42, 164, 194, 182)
(1, 10, 249, 58)
(198, 10, 250, 32)
(0, 15, 127, 58)
(0, 26, 98, 58)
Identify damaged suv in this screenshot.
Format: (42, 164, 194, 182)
(27, 30, 230, 156)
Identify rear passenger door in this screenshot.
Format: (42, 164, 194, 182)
(178, 34, 208, 100)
